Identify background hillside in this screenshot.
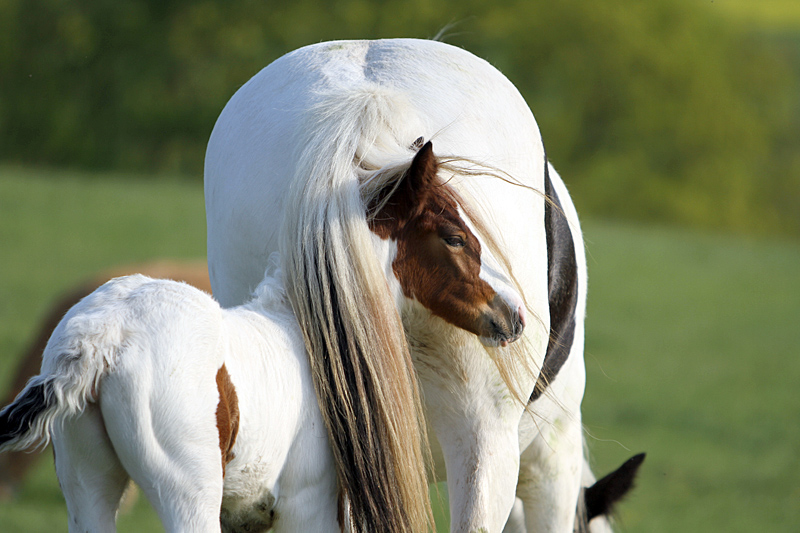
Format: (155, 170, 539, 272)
(1, 0, 798, 234)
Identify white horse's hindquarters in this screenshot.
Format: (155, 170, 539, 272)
(205, 39, 548, 310)
(53, 354, 225, 533)
(96, 324, 226, 531)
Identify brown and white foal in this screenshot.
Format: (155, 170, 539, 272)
(0, 271, 338, 533)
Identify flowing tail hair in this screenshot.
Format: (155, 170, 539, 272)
(0, 345, 106, 456)
(281, 85, 432, 533)
(0, 276, 140, 455)
(0, 378, 59, 453)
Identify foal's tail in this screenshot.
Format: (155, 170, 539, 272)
(0, 275, 148, 454)
(0, 378, 58, 452)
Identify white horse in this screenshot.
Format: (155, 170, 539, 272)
(205, 38, 642, 532)
(0, 272, 339, 533)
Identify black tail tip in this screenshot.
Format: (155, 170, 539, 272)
(584, 452, 646, 521)
(0, 382, 51, 448)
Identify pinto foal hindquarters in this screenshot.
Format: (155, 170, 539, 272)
(0, 274, 339, 533)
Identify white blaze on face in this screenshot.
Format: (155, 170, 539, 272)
(479, 251, 526, 326)
(461, 208, 527, 345)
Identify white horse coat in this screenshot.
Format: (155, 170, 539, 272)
(206, 39, 592, 532)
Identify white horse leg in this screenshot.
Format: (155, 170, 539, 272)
(271, 409, 339, 533)
(414, 331, 523, 533)
(99, 373, 225, 533)
(502, 498, 527, 533)
(504, 461, 609, 533)
(52, 404, 129, 533)
(515, 412, 584, 533)
(437, 421, 520, 533)
(270, 481, 340, 533)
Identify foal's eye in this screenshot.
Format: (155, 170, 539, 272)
(443, 236, 466, 248)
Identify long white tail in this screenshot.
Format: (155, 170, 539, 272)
(0, 275, 150, 453)
(281, 84, 432, 532)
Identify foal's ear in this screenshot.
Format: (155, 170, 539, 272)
(368, 141, 440, 225)
(407, 141, 438, 190)
(393, 141, 439, 210)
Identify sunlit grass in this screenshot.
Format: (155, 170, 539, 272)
(582, 221, 800, 532)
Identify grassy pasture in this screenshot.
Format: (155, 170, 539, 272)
(0, 167, 798, 531)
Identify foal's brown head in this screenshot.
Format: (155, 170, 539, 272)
(367, 142, 525, 347)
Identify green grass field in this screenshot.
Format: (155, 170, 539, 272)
(1, 166, 798, 531)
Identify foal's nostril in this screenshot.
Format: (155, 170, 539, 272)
(480, 296, 525, 345)
(505, 307, 525, 340)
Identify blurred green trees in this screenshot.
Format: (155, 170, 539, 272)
(1, 0, 797, 234)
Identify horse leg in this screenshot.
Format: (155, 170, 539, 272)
(52, 404, 129, 533)
(502, 498, 527, 533)
(515, 411, 584, 533)
(99, 372, 225, 533)
(502, 463, 618, 533)
(437, 411, 521, 532)
(414, 334, 523, 533)
(270, 406, 339, 533)
(269, 476, 340, 533)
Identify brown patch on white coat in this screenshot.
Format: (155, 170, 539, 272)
(215, 364, 239, 476)
(368, 141, 525, 347)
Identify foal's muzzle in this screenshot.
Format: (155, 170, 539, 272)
(478, 294, 526, 348)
